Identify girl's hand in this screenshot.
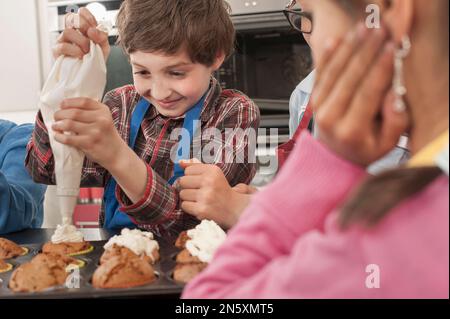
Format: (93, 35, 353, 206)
(53, 7, 110, 61)
(311, 23, 409, 167)
(52, 97, 126, 171)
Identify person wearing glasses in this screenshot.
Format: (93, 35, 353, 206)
(285, 0, 409, 174)
(178, 0, 410, 230)
(0, 120, 46, 234)
(183, 0, 449, 298)
(284, 0, 316, 139)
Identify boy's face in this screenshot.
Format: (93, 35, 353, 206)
(130, 49, 224, 118)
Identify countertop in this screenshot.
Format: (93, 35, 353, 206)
(2, 228, 118, 245)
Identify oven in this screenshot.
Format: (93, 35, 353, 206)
(225, 0, 313, 184)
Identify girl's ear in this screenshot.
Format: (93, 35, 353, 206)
(381, 0, 414, 43)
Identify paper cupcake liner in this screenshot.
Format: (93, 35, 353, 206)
(67, 245, 94, 257)
(20, 247, 29, 256)
(65, 259, 86, 272)
(0, 263, 13, 274)
(75, 259, 86, 268)
(0, 247, 28, 260)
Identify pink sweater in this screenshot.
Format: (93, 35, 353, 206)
(182, 133, 449, 299)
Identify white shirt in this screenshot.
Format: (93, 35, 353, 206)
(289, 71, 315, 138)
(288, 70, 410, 174)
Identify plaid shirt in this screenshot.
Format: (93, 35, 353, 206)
(25, 78, 260, 236)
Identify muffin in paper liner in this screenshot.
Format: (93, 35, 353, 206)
(9, 260, 68, 293)
(92, 255, 157, 289)
(0, 259, 13, 274)
(102, 228, 161, 265)
(33, 252, 86, 270)
(42, 241, 94, 257)
(174, 231, 189, 249)
(0, 238, 29, 259)
(8, 252, 86, 293)
(173, 249, 207, 284)
(172, 221, 227, 284)
(100, 244, 160, 266)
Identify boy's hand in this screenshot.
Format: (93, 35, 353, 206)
(311, 24, 409, 167)
(52, 98, 127, 171)
(53, 7, 110, 61)
(178, 160, 252, 229)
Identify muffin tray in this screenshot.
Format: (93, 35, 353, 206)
(0, 237, 184, 299)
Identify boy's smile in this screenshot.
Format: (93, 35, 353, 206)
(155, 96, 185, 111)
(130, 50, 224, 118)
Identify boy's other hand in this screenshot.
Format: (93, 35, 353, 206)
(179, 161, 252, 229)
(53, 7, 110, 61)
(52, 97, 126, 170)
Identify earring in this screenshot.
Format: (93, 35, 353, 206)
(393, 36, 411, 113)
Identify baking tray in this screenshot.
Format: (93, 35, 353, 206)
(0, 237, 184, 299)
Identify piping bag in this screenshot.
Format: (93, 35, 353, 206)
(39, 24, 109, 232)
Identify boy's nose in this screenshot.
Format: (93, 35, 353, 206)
(150, 81, 172, 101)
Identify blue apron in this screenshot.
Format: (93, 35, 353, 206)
(103, 95, 205, 229)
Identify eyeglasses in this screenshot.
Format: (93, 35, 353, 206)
(283, 0, 313, 35)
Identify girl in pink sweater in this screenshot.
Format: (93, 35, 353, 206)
(182, 0, 449, 299)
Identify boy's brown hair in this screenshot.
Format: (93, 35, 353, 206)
(116, 0, 235, 66)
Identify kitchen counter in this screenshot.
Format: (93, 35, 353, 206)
(2, 228, 118, 244)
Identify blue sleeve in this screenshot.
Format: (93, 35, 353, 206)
(0, 120, 46, 234)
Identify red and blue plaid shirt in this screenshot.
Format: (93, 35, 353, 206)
(25, 78, 260, 236)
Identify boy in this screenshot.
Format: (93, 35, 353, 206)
(1, 120, 46, 234)
(25, 0, 260, 236)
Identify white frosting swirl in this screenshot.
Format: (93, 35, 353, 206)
(186, 220, 227, 263)
(51, 218, 84, 244)
(104, 228, 159, 261)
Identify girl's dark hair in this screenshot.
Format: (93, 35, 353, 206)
(339, 167, 443, 229)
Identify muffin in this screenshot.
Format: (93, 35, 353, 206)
(100, 244, 159, 265)
(9, 257, 68, 292)
(42, 241, 93, 257)
(92, 255, 156, 289)
(172, 221, 227, 284)
(33, 252, 85, 270)
(0, 259, 13, 273)
(0, 238, 28, 259)
(45, 222, 93, 256)
(173, 263, 208, 284)
(173, 249, 208, 284)
(103, 228, 160, 264)
(175, 231, 189, 249)
(176, 248, 202, 264)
